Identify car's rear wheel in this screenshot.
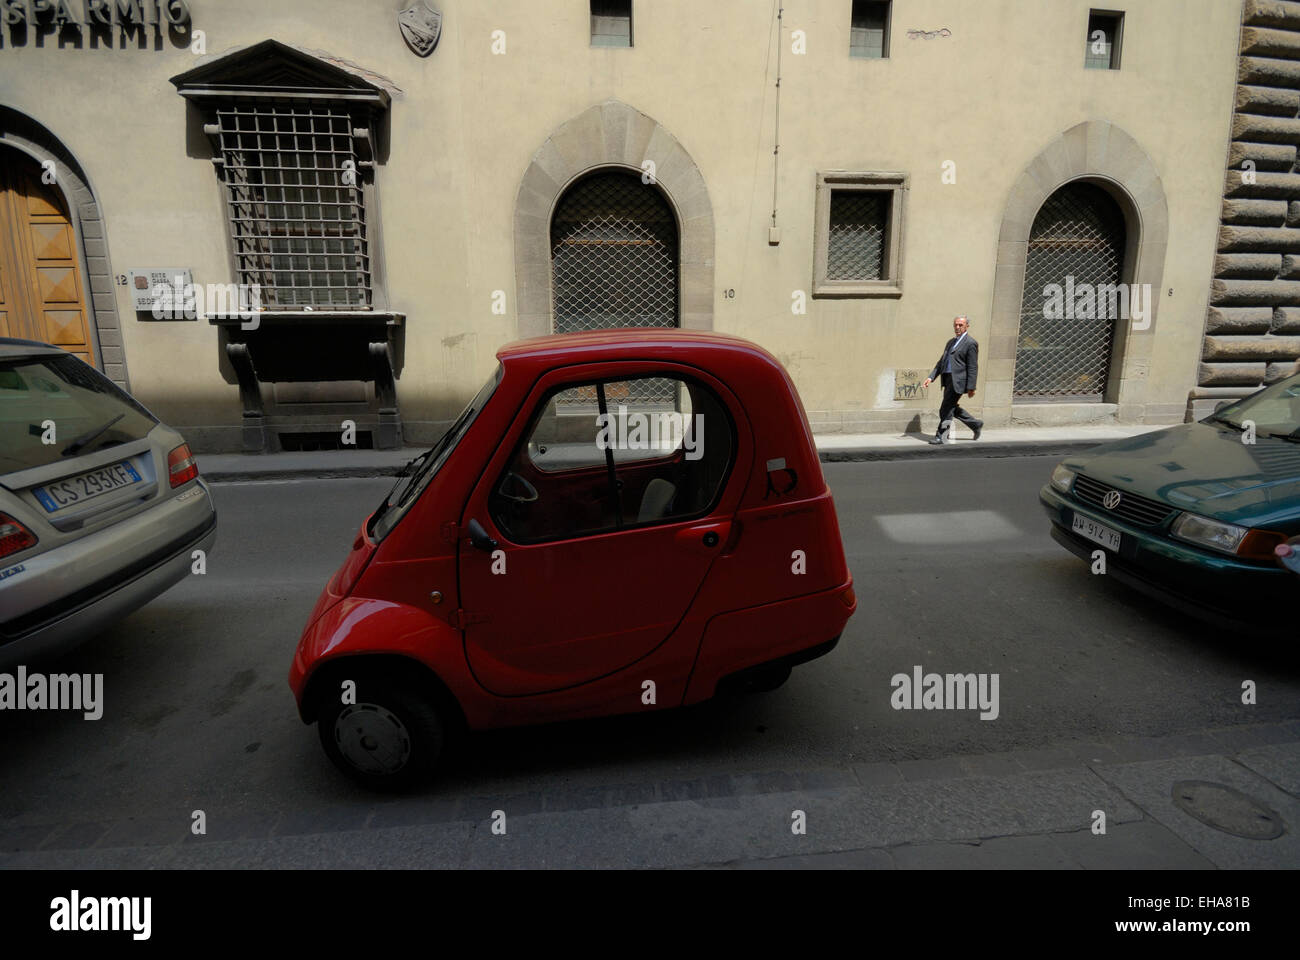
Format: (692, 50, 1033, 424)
(317, 677, 444, 791)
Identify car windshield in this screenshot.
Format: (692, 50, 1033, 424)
(1206, 373, 1300, 437)
(370, 363, 502, 541)
(0, 353, 158, 475)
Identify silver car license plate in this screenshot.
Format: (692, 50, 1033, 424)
(1072, 513, 1121, 551)
(34, 460, 143, 513)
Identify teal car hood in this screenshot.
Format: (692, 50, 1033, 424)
(1066, 422, 1300, 531)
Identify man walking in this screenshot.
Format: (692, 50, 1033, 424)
(922, 315, 983, 444)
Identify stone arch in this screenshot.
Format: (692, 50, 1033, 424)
(0, 106, 128, 390)
(985, 120, 1169, 425)
(513, 99, 714, 338)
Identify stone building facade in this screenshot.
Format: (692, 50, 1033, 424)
(0, 0, 1254, 452)
(1197, 0, 1300, 419)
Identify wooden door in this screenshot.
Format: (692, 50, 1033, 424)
(0, 151, 97, 367)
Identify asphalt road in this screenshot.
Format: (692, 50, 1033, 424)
(1, 457, 1297, 862)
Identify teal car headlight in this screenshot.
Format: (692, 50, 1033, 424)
(1050, 464, 1076, 493)
(1170, 513, 1248, 555)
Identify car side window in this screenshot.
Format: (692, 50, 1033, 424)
(490, 374, 735, 544)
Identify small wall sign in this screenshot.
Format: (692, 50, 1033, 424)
(128, 268, 193, 314)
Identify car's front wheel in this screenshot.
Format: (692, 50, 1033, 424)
(317, 677, 444, 791)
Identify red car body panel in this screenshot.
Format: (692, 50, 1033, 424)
(289, 330, 855, 731)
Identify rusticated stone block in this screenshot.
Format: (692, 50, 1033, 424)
(1228, 142, 1297, 171)
(1239, 56, 1300, 86)
(1266, 360, 1300, 381)
(1209, 279, 1300, 304)
(1241, 26, 1300, 60)
(1214, 254, 1283, 278)
(1244, 0, 1300, 30)
(1203, 334, 1300, 360)
(1222, 198, 1288, 225)
(1218, 225, 1300, 251)
(1233, 114, 1300, 144)
(1206, 307, 1273, 334)
(1281, 254, 1300, 277)
(1236, 83, 1300, 116)
(1224, 171, 1300, 199)
(1198, 362, 1269, 386)
(1273, 306, 1300, 331)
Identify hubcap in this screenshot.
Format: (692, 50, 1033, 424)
(333, 702, 412, 775)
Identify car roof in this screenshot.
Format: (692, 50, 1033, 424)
(0, 337, 64, 358)
(496, 328, 782, 376)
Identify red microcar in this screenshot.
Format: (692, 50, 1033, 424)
(289, 330, 856, 789)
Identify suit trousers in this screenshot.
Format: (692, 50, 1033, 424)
(937, 374, 981, 438)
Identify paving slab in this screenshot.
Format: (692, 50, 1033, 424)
(1091, 755, 1300, 869)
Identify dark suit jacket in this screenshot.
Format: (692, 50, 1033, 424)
(929, 334, 979, 394)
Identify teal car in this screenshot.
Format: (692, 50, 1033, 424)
(1039, 372, 1300, 626)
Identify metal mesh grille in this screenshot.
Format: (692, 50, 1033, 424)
(216, 105, 370, 309)
(827, 191, 886, 280)
(1072, 474, 1173, 527)
(551, 171, 678, 403)
(1013, 182, 1126, 400)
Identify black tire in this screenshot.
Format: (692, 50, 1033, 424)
(316, 676, 444, 792)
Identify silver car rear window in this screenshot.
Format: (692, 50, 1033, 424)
(0, 354, 158, 474)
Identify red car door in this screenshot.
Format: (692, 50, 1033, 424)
(458, 363, 747, 697)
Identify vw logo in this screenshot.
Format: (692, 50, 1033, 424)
(1102, 490, 1123, 510)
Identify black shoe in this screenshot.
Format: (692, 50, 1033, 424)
(927, 435, 945, 445)
(971, 421, 983, 441)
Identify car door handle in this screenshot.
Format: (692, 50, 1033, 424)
(676, 521, 731, 552)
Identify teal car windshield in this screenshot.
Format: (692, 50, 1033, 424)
(1208, 373, 1300, 437)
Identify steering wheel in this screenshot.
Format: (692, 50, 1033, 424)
(497, 471, 539, 503)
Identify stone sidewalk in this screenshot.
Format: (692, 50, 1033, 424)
(3, 721, 1294, 869)
(196, 424, 1162, 482)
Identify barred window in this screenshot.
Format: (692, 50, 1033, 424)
(591, 0, 632, 47)
(813, 171, 906, 297)
(1013, 181, 1128, 401)
(850, 0, 890, 59)
(828, 192, 887, 280)
(215, 105, 370, 310)
(1085, 11, 1124, 70)
(550, 170, 678, 404)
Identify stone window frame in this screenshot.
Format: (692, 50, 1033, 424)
(1085, 9, 1125, 71)
(513, 100, 715, 339)
(170, 40, 398, 319)
(983, 120, 1169, 426)
(812, 170, 907, 298)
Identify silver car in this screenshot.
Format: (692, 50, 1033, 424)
(0, 338, 217, 665)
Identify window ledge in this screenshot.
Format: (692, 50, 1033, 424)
(812, 281, 902, 299)
(208, 311, 404, 327)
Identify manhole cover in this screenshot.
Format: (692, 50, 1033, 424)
(1171, 780, 1284, 840)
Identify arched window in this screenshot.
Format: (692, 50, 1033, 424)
(1014, 181, 1127, 401)
(550, 169, 679, 335)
